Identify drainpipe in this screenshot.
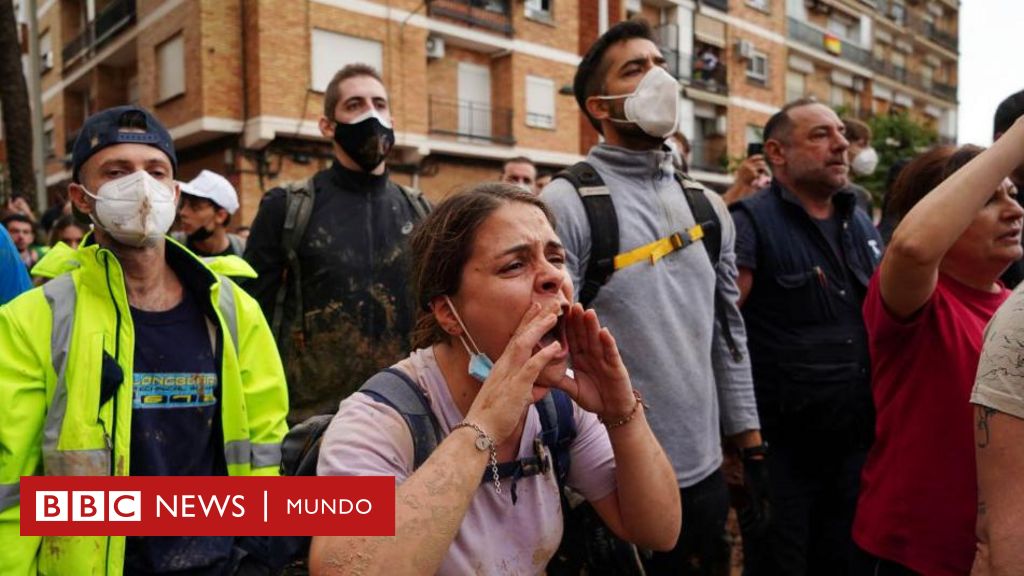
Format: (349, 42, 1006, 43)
(27, 0, 46, 208)
(599, 0, 608, 34)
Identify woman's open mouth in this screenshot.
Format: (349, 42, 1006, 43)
(537, 305, 569, 353)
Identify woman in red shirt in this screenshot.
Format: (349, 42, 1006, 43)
(853, 116, 1024, 576)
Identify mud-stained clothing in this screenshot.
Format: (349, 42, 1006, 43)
(318, 347, 617, 575)
(244, 162, 422, 423)
(125, 288, 232, 574)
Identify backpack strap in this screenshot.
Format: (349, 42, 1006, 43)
(395, 183, 432, 221)
(359, 368, 444, 470)
(675, 171, 743, 362)
(555, 162, 618, 309)
(359, 370, 578, 504)
(675, 171, 721, 265)
(535, 388, 576, 488)
(270, 176, 316, 344)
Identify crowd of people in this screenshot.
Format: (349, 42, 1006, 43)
(1, 16, 1024, 576)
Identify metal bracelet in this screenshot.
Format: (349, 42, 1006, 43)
(599, 389, 648, 430)
(453, 421, 501, 494)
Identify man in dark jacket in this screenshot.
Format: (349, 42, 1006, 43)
(243, 64, 427, 424)
(731, 99, 883, 575)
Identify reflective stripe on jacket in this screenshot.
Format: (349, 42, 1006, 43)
(0, 235, 288, 575)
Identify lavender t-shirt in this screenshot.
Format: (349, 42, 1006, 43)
(318, 347, 618, 575)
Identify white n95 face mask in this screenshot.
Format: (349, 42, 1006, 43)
(595, 66, 681, 139)
(851, 147, 879, 176)
(82, 170, 177, 247)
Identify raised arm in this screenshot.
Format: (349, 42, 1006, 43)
(881, 117, 1024, 319)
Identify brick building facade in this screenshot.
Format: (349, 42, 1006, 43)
(7, 0, 960, 220)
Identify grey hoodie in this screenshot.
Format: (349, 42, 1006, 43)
(543, 143, 760, 488)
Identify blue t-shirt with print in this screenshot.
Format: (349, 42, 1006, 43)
(124, 288, 234, 575)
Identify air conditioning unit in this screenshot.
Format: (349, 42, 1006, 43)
(40, 51, 53, 72)
(735, 39, 754, 60)
(426, 36, 445, 59)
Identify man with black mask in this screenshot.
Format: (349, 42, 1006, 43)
(175, 169, 246, 257)
(243, 63, 430, 424)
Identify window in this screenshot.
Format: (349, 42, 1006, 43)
(525, 0, 551, 20)
(921, 66, 933, 89)
(889, 1, 905, 25)
(785, 71, 805, 101)
(747, 0, 770, 11)
(127, 74, 139, 105)
(891, 52, 906, 81)
(745, 124, 763, 146)
(830, 85, 846, 108)
(310, 30, 383, 93)
(43, 116, 54, 158)
(156, 33, 185, 102)
(39, 30, 52, 73)
(525, 75, 556, 129)
(746, 51, 768, 85)
(481, 0, 509, 13)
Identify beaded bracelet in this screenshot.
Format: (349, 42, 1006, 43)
(599, 389, 648, 430)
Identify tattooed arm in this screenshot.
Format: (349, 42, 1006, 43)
(973, 406, 1024, 576)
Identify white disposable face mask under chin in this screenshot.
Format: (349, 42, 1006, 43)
(595, 66, 680, 139)
(82, 170, 177, 248)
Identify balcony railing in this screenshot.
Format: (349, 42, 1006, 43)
(932, 81, 957, 102)
(701, 0, 728, 11)
(654, 24, 691, 81)
(872, 58, 908, 84)
(427, 0, 513, 36)
(428, 96, 514, 145)
(690, 54, 728, 95)
(907, 14, 958, 52)
(62, 0, 137, 66)
(689, 140, 728, 173)
(788, 18, 872, 68)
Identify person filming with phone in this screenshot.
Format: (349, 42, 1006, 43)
(724, 142, 772, 205)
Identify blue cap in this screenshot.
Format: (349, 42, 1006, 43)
(71, 105, 177, 183)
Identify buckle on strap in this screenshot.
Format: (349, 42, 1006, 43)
(613, 223, 706, 270)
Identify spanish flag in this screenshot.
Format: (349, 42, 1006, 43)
(824, 34, 842, 56)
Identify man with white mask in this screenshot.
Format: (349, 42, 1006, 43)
(244, 64, 430, 425)
(542, 19, 762, 575)
(0, 105, 289, 574)
(843, 117, 878, 216)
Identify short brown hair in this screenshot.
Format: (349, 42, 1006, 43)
(323, 63, 385, 118)
(408, 182, 554, 349)
(503, 156, 535, 171)
(887, 144, 985, 222)
(763, 97, 820, 144)
(843, 118, 872, 144)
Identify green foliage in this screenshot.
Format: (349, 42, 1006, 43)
(859, 112, 938, 204)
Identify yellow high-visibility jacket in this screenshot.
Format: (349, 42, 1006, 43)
(0, 235, 288, 575)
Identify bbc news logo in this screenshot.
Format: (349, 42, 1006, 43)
(36, 491, 141, 522)
(21, 477, 394, 536)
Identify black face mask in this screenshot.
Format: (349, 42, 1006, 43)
(187, 224, 215, 245)
(332, 113, 395, 173)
